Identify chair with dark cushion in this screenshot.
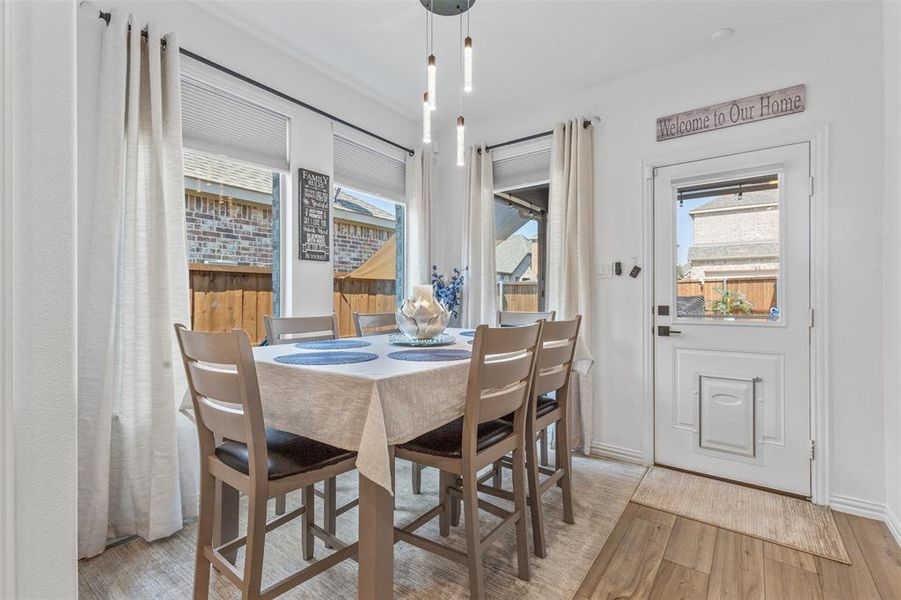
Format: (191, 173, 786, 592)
(482, 316, 582, 558)
(394, 322, 542, 599)
(174, 324, 358, 599)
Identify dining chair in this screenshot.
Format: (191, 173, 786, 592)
(352, 311, 399, 337)
(394, 322, 543, 599)
(174, 324, 358, 599)
(479, 316, 581, 558)
(262, 314, 341, 518)
(495, 310, 557, 470)
(263, 314, 340, 345)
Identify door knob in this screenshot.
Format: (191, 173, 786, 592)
(657, 326, 682, 336)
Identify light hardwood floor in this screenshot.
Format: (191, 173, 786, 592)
(574, 502, 901, 600)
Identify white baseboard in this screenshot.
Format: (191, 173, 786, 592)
(885, 506, 901, 549)
(830, 494, 886, 521)
(590, 442, 646, 466)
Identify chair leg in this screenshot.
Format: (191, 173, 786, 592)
(412, 462, 422, 495)
(462, 470, 485, 600)
(525, 428, 548, 558)
(323, 477, 337, 549)
(450, 474, 462, 527)
(512, 446, 531, 582)
(193, 472, 216, 600)
(491, 460, 503, 488)
(539, 429, 549, 467)
(557, 415, 575, 525)
(241, 490, 268, 599)
(301, 485, 315, 560)
(438, 470, 450, 537)
(275, 493, 286, 516)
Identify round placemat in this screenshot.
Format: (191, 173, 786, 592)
(458, 330, 476, 337)
(295, 339, 372, 350)
(387, 349, 472, 362)
(274, 351, 379, 366)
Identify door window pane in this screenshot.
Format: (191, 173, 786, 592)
(494, 184, 548, 312)
(675, 175, 780, 321)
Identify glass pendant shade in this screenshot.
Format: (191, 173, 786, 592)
(464, 36, 473, 93)
(427, 54, 437, 111)
(422, 92, 431, 143)
(456, 116, 465, 167)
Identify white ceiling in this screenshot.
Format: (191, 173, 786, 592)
(199, 1, 856, 125)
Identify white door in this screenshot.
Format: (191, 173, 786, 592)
(653, 143, 811, 496)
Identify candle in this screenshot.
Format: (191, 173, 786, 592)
(412, 284, 433, 304)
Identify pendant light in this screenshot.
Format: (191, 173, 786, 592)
(463, 1, 473, 92)
(427, 55, 437, 111)
(422, 92, 431, 143)
(456, 116, 465, 167)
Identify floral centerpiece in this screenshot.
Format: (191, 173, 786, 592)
(431, 265, 466, 319)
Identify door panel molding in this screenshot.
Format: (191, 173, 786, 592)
(641, 124, 830, 503)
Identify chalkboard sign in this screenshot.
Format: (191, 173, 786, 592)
(298, 168, 330, 261)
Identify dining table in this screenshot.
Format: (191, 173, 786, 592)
(213, 327, 478, 599)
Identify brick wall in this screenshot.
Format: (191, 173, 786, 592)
(333, 219, 393, 275)
(185, 192, 273, 268)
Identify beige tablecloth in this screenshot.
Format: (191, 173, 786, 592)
(252, 329, 473, 493)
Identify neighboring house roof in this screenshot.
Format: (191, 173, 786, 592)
(690, 189, 778, 214)
(687, 241, 779, 262)
(334, 189, 395, 221)
(496, 234, 533, 274)
(183, 150, 273, 195)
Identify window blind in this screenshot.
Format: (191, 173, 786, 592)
(492, 136, 551, 191)
(333, 133, 407, 203)
(181, 76, 289, 172)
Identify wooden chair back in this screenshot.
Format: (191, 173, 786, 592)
(353, 312, 399, 337)
(174, 324, 268, 478)
(497, 310, 556, 327)
(465, 323, 543, 457)
(533, 316, 582, 399)
(264, 314, 339, 345)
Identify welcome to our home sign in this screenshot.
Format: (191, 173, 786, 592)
(656, 84, 806, 142)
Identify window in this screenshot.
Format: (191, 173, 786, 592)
(183, 149, 282, 343)
(675, 174, 781, 321)
(494, 184, 548, 312)
(332, 131, 407, 337)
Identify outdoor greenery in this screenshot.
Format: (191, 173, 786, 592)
(709, 288, 753, 315)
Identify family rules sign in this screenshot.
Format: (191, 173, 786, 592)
(299, 168, 330, 261)
(656, 85, 806, 142)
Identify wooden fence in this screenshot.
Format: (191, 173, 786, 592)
(676, 277, 777, 315)
(189, 264, 273, 344)
(499, 281, 540, 312)
(334, 277, 396, 338)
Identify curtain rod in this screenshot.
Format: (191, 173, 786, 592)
(97, 10, 416, 157)
(480, 118, 598, 154)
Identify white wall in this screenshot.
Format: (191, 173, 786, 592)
(882, 0, 901, 541)
(434, 4, 887, 506)
(5, 1, 80, 597)
(77, 0, 419, 318)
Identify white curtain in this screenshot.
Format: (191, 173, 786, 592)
(548, 119, 595, 454)
(462, 146, 497, 327)
(78, 12, 196, 559)
(405, 147, 433, 294)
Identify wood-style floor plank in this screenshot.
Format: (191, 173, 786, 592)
(589, 512, 674, 600)
(648, 560, 708, 600)
(663, 517, 717, 575)
(764, 558, 824, 600)
(575, 503, 638, 597)
(706, 529, 765, 600)
(815, 512, 881, 600)
(845, 512, 901, 600)
(763, 540, 818, 573)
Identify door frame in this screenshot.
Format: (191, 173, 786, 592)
(640, 124, 830, 505)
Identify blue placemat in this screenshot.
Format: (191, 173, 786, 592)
(295, 339, 372, 350)
(274, 351, 379, 366)
(458, 330, 476, 337)
(388, 349, 472, 362)
(467, 339, 474, 345)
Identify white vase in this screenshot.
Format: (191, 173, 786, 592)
(396, 297, 450, 339)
